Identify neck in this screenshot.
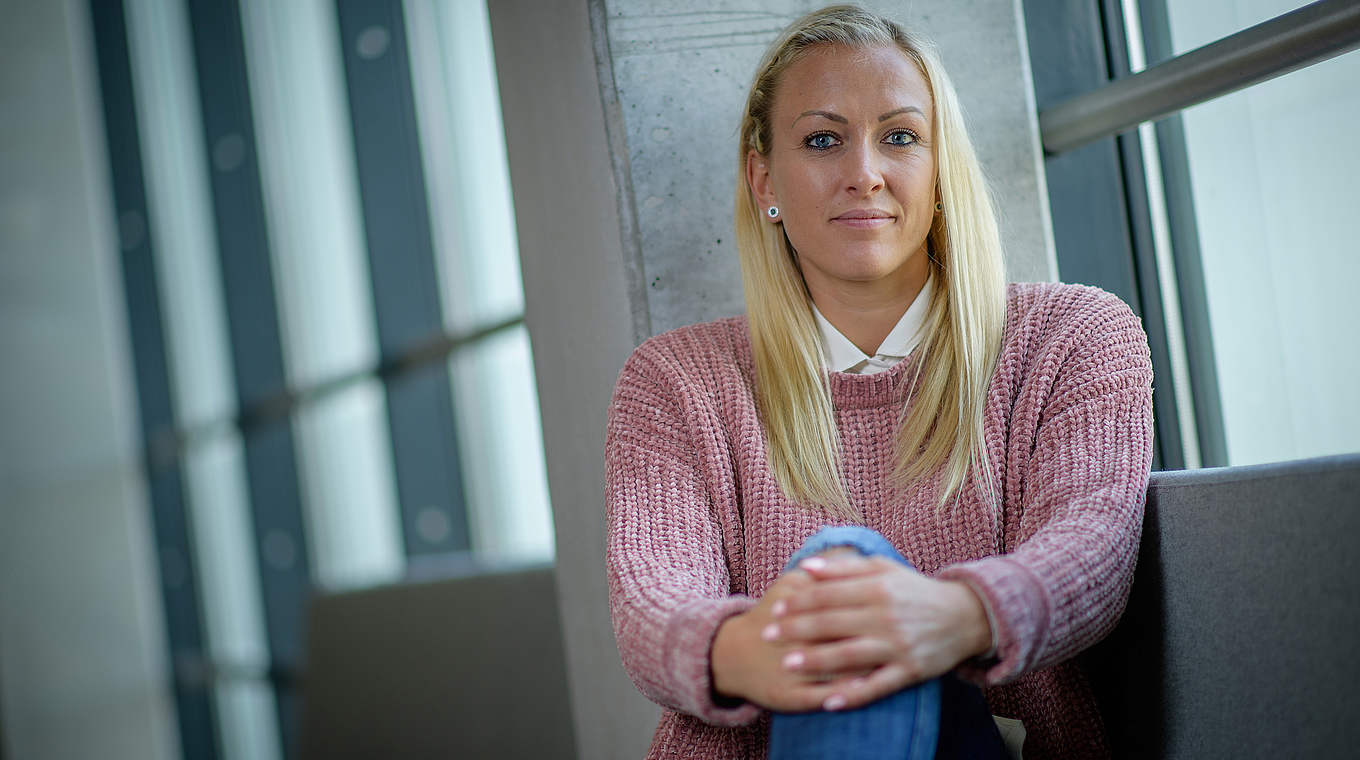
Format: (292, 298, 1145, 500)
(806, 258, 930, 356)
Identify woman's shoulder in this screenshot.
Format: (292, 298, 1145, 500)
(614, 315, 753, 391)
(1004, 281, 1144, 343)
(998, 282, 1152, 397)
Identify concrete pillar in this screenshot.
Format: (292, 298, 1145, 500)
(605, 0, 1056, 335)
(489, 1, 1054, 757)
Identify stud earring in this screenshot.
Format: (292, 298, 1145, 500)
(767, 206, 780, 219)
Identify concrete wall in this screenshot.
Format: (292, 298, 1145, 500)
(605, 0, 1056, 335)
(490, 1, 1055, 758)
(0, 2, 178, 759)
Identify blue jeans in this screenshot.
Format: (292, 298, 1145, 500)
(767, 527, 1007, 760)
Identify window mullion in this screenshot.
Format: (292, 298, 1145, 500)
(334, 0, 472, 558)
(87, 2, 222, 757)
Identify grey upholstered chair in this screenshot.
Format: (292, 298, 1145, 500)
(298, 562, 577, 759)
(1083, 453, 1360, 758)
(299, 453, 1359, 758)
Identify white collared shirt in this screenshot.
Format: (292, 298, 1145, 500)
(811, 277, 934, 374)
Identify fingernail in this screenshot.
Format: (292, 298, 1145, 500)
(772, 600, 787, 617)
(824, 694, 847, 711)
(782, 651, 804, 670)
(761, 624, 779, 642)
(800, 557, 827, 570)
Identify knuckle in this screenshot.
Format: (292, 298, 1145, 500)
(900, 662, 921, 684)
(808, 649, 838, 672)
(805, 614, 830, 638)
(791, 690, 822, 712)
(842, 640, 871, 665)
(775, 573, 806, 592)
(869, 578, 893, 602)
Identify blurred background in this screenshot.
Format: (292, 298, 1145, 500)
(1, 0, 1356, 758)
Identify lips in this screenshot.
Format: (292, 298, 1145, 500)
(831, 208, 895, 228)
(833, 208, 895, 221)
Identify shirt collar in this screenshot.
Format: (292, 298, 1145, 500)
(811, 277, 934, 373)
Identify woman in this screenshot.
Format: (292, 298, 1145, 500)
(605, 6, 1153, 759)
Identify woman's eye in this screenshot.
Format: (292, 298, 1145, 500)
(884, 130, 917, 146)
(805, 133, 838, 150)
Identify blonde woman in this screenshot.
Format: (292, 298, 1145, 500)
(605, 6, 1153, 759)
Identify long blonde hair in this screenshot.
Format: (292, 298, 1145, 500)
(735, 5, 1007, 520)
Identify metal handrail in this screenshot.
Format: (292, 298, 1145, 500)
(142, 313, 525, 471)
(1040, 0, 1360, 155)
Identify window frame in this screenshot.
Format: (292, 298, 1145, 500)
(1022, 0, 1360, 469)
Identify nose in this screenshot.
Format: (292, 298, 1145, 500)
(843, 141, 885, 197)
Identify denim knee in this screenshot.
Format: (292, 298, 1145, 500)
(783, 526, 913, 572)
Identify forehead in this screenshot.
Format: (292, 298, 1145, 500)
(773, 44, 934, 122)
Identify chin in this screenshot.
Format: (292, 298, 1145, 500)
(837, 252, 913, 278)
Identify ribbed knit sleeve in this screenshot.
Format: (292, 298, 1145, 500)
(604, 341, 762, 726)
(938, 288, 1155, 685)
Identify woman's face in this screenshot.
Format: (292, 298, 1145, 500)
(748, 44, 937, 301)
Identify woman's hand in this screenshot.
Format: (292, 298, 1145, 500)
(711, 569, 866, 712)
(761, 553, 993, 712)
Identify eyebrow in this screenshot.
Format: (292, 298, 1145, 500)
(793, 106, 925, 126)
(877, 106, 924, 121)
(795, 109, 848, 125)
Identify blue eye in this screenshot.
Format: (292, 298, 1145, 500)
(885, 129, 917, 146)
(805, 132, 838, 150)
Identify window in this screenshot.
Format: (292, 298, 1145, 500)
(89, 0, 552, 757)
(1024, 0, 1360, 469)
(1148, 0, 1360, 465)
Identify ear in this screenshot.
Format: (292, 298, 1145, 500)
(746, 149, 776, 210)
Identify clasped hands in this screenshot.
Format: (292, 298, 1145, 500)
(711, 551, 993, 713)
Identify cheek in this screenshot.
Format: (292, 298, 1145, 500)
(779, 217, 818, 257)
(773, 162, 831, 205)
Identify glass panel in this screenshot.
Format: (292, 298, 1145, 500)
(239, 0, 378, 387)
(127, 2, 282, 754)
(1161, 0, 1310, 58)
(214, 680, 280, 760)
(405, 0, 555, 560)
(125, 0, 236, 430)
(238, 0, 404, 589)
(293, 379, 405, 589)
(405, 0, 526, 332)
(450, 325, 555, 562)
(183, 433, 279, 760)
(1167, 50, 1360, 465)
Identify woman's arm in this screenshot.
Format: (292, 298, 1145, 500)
(610, 336, 892, 718)
(605, 342, 762, 725)
(936, 288, 1155, 684)
(746, 288, 1153, 707)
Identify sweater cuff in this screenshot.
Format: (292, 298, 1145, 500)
(663, 595, 762, 726)
(953, 575, 1000, 660)
(937, 556, 1051, 685)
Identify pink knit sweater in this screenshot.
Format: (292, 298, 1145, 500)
(605, 282, 1154, 759)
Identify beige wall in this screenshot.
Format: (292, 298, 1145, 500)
(487, 2, 658, 758)
(490, 1, 1055, 758)
(0, 2, 179, 759)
